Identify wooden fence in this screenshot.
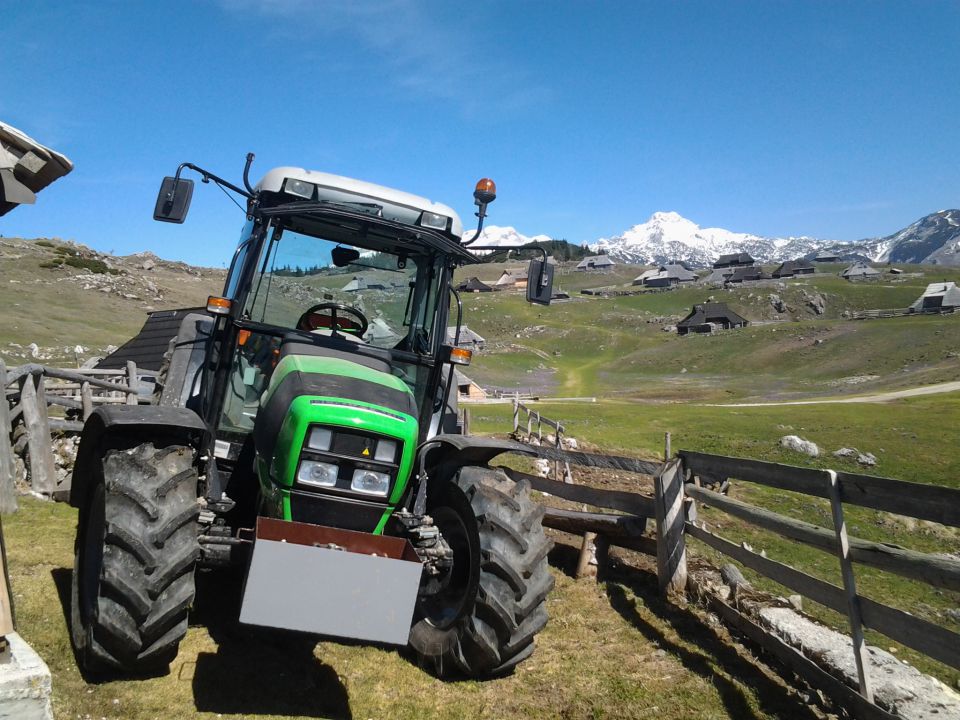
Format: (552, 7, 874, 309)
(851, 306, 956, 320)
(500, 408, 958, 718)
(0, 360, 144, 501)
(512, 399, 573, 483)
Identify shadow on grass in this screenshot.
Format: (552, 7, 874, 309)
(601, 559, 819, 720)
(189, 568, 352, 718)
(51, 567, 352, 717)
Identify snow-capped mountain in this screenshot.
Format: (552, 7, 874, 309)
(477, 211, 960, 267)
(822, 210, 960, 266)
(460, 225, 552, 248)
(586, 210, 960, 267)
(589, 211, 823, 267)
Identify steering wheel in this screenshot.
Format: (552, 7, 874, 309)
(296, 302, 369, 337)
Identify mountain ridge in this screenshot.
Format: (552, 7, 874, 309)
(475, 210, 960, 267)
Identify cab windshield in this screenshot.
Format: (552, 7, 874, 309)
(218, 219, 447, 434)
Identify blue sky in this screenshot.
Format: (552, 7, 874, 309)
(2, 1, 958, 266)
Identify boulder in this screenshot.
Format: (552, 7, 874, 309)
(780, 435, 819, 457)
(768, 293, 788, 313)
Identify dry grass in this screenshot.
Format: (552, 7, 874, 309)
(4, 498, 820, 720)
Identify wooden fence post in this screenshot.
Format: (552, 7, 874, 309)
(575, 531, 597, 580)
(461, 407, 470, 436)
(81, 381, 93, 420)
(19, 372, 56, 496)
(655, 458, 687, 597)
(126, 361, 138, 405)
(664, 432, 671, 461)
(512, 398, 519, 435)
(826, 469, 873, 702)
(0, 362, 16, 514)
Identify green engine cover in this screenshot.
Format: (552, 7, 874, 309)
(254, 354, 419, 534)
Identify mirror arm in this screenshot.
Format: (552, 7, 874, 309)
(173, 161, 254, 201)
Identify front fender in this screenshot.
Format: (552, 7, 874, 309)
(69, 405, 206, 508)
(419, 434, 535, 477)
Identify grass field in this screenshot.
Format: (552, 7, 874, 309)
(6, 499, 821, 720)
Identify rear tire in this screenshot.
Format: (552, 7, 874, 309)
(71, 442, 200, 675)
(409, 466, 554, 678)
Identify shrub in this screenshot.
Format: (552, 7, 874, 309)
(63, 257, 122, 275)
(35, 240, 56, 248)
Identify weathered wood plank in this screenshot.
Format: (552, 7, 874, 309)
(705, 595, 898, 720)
(19, 375, 56, 495)
(681, 451, 828, 497)
(0, 520, 14, 636)
(524, 444, 662, 476)
(0, 362, 17, 514)
(541, 507, 647, 536)
(827, 470, 873, 700)
(656, 459, 687, 596)
(686, 521, 960, 670)
(686, 483, 960, 592)
(502, 467, 655, 516)
(126, 361, 138, 405)
(81, 382, 93, 421)
(47, 419, 85, 433)
(681, 449, 960, 527)
(834, 470, 960, 529)
(575, 531, 596, 580)
(7, 365, 132, 393)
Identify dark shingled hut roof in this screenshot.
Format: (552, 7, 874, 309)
(457, 276, 494, 292)
(677, 302, 748, 329)
(713, 252, 755, 268)
(96, 307, 204, 371)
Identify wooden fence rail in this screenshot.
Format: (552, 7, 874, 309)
(0, 360, 143, 500)
(497, 415, 959, 717)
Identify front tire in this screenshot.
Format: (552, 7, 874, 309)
(71, 442, 200, 675)
(409, 466, 554, 678)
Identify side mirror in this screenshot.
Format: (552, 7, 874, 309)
(153, 176, 194, 223)
(526, 259, 554, 306)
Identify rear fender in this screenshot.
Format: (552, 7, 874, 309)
(69, 405, 207, 508)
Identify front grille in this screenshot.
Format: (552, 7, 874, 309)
(289, 491, 387, 533)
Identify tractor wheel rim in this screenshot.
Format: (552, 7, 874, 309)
(420, 505, 473, 630)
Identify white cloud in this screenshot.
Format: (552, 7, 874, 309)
(218, 0, 549, 115)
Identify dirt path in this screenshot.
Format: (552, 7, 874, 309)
(713, 380, 960, 407)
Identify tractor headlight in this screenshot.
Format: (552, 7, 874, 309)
(297, 460, 339, 488)
(419, 211, 449, 230)
(283, 178, 315, 199)
(350, 469, 390, 497)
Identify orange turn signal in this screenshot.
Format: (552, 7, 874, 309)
(237, 329, 251, 346)
(449, 347, 472, 366)
(207, 296, 232, 315)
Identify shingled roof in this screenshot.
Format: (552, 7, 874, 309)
(676, 302, 749, 334)
(96, 307, 204, 371)
(713, 252, 755, 268)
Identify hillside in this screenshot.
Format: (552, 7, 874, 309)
(1, 237, 958, 404)
(0, 237, 223, 366)
(455, 261, 960, 401)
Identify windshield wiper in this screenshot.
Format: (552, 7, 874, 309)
(264, 199, 382, 216)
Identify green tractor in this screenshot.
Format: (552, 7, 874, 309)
(68, 154, 557, 679)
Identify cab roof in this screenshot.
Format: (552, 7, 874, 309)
(255, 167, 464, 239)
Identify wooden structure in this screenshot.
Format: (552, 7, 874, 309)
(1, 361, 144, 499)
(909, 281, 960, 311)
(575, 255, 616, 272)
(713, 252, 754, 268)
(771, 259, 815, 278)
(676, 302, 749, 335)
(497, 405, 959, 717)
(841, 262, 881, 280)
